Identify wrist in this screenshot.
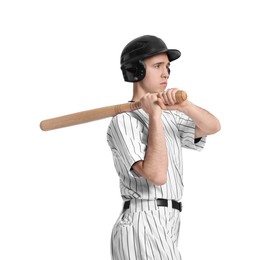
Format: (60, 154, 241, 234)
(149, 110, 162, 121)
(179, 100, 193, 114)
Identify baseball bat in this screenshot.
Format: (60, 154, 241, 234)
(40, 90, 187, 131)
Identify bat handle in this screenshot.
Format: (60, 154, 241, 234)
(114, 101, 142, 114)
(120, 90, 187, 112)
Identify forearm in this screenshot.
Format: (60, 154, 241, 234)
(181, 101, 221, 137)
(157, 89, 221, 137)
(133, 114, 168, 185)
(144, 115, 168, 183)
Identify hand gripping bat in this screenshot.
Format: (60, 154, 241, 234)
(40, 90, 187, 131)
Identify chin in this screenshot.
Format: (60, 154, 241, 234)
(159, 86, 167, 92)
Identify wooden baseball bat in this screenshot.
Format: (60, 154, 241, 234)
(40, 90, 187, 131)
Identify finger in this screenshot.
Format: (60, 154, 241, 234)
(161, 91, 171, 105)
(156, 92, 166, 105)
(168, 89, 177, 105)
(171, 90, 178, 104)
(157, 98, 166, 110)
(163, 89, 176, 105)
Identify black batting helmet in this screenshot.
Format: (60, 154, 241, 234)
(120, 35, 181, 82)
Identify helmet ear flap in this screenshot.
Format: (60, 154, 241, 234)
(121, 60, 146, 82)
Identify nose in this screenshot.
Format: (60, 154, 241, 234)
(162, 66, 170, 79)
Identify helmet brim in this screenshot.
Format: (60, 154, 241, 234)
(140, 48, 181, 63)
(166, 49, 181, 62)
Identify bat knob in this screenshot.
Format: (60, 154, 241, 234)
(175, 90, 187, 104)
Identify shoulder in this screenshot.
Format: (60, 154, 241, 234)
(162, 110, 184, 122)
(114, 109, 148, 126)
(107, 110, 145, 132)
(163, 110, 191, 122)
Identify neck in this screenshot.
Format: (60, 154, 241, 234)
(131, 83, 146, 101)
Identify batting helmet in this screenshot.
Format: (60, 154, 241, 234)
(120, 35, 181, 82)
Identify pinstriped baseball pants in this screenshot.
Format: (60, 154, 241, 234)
(111, 200, 182, 260)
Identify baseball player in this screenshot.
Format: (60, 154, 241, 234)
(107, 35, 221, 260)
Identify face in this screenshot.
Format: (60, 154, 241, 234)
(138, 53, 170, 94)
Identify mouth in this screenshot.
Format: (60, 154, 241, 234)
(160, 82, 167, 86)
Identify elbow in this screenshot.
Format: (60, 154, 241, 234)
(206, 119, 221, 135)
(212, 119, 221, 134)
(149, 173, 167, 186)
(135, 161, 168, 185)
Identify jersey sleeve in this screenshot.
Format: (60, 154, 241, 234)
(107, 113, 147, 174)
(176, 111, 206, 151)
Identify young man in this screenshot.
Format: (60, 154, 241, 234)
(107, 35, 221, 260)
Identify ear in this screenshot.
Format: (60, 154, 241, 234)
(121, 60, 146, 82)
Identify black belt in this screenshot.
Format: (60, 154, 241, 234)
(123, 199, 182, 212)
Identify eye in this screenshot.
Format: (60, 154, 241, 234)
(154, 64, 160, 69)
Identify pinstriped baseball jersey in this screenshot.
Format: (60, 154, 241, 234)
(107, 108, 206, 203)
(107, 108, 206, 259)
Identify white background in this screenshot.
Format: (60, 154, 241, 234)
(1, 0, 265, 259)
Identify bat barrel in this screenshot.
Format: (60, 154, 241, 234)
(40, 101, 142, 131)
